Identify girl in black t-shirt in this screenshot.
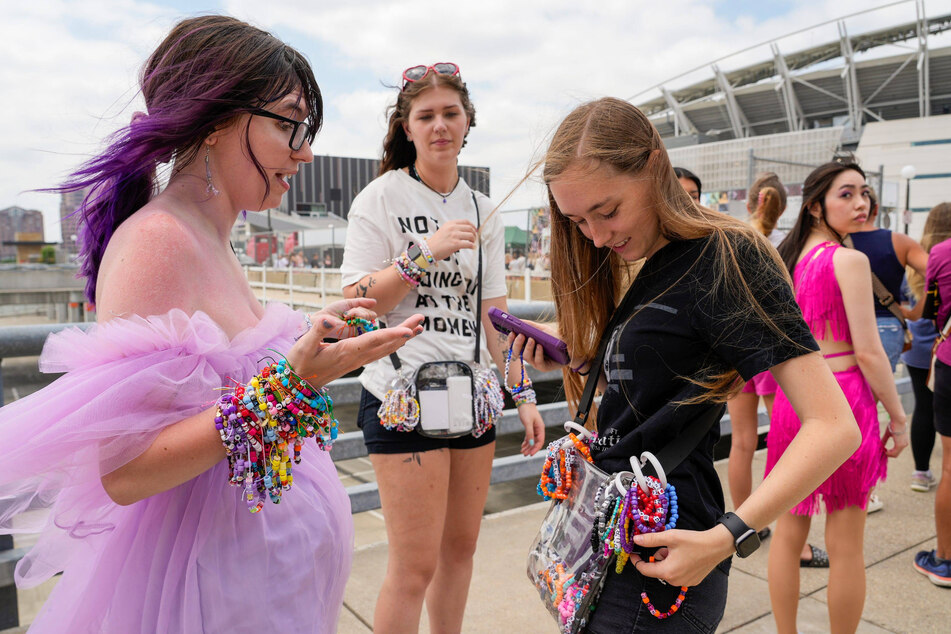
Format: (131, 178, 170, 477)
(514, 98, 863, 632)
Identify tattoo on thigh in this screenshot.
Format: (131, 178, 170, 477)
(402, 452, 422, 466)
(357, 276, 376, 298)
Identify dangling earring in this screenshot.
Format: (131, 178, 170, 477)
(205, 145, 219, 196)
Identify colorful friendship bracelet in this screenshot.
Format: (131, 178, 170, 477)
(536, 432, 595, 501)
(416, 239, 435, 266)
(504, 343, 538, 407)
(214, 357, 339, 513)
(345, 316, 378, 335)
(585, 473, 686, 620)
(394, 251, 428, 288)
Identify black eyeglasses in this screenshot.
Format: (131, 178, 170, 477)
(249, 108, 312, 151)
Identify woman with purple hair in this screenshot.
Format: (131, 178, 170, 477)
(0, 15, 422, 633)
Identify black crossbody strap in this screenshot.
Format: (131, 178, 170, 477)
(650, 404, 723, 476)
(472, 192, 484, 365)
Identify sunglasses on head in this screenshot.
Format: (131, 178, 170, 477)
(401, 63, 460, 90)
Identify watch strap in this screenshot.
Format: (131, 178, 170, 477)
(716, 511, 759, 557)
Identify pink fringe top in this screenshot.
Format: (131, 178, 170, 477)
(794, 241, 852, 344)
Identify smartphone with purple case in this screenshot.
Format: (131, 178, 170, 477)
(488, 306, 570, 366)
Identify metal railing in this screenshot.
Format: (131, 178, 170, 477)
(242, 265, 554, 307)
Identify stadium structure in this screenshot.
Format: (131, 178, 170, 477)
(636, 0, 951, 235)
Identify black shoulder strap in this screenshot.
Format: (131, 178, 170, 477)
(472, 192, 484, 364)
(649, 404, 723, 476)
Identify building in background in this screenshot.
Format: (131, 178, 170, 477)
(280, 154, 489, 219)
(637, 2, 951, 236)
(232, 154, 491, 266)
(59, 189, 88, 260)
(0, 206, 44, 261)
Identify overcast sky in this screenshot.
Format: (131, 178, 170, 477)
(2, 0, 948, 241)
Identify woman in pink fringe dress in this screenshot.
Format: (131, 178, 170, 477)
(766, 161, 908, 633)
(0, 15, 422, 633)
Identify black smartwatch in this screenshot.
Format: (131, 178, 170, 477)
(716, 512, 761, 558)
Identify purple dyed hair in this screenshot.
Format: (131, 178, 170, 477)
(53, 15, 322, 304)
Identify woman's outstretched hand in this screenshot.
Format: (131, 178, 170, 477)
(288, 298, 424, 387)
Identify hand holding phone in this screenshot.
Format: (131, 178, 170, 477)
(488, 307, 570, 366)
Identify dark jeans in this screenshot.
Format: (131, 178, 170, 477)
(908, 365, 937, 471)
(583, 562, 728, 633)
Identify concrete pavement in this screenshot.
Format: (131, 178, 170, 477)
(338, 439, 947, 633)
(9, 423, 947, 633)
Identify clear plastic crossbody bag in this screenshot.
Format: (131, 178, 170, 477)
(414, 361, 477, 438)
(527, 434, 614, 633)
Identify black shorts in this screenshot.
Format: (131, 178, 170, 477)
(933, 359, 951, 437)
(356, 388, 497, 454)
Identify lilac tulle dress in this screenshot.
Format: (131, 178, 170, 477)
(766, 242, 887, 515)
(0, 303, 353, 633)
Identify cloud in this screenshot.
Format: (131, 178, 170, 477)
(4, 0, 949, 241)
(0, 1, 179, 241)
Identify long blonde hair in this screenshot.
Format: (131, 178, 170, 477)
(908, 202, 951, 300)
(543, 98, 794, 410)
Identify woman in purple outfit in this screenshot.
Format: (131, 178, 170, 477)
(0, 16, 422, 633)
(913, 225, 951, 587)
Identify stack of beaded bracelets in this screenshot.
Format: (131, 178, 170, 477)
(214, 357, 339, 513)
(393, 239, 435, 288)
(588, 473, 687, 620)
(504, 343, 537, 407)
(537, 432, 594, 501)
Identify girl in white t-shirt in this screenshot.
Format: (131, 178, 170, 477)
(340, 63, 545, 633)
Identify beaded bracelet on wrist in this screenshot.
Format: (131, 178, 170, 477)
(394, 252, 427, 288)
(417, 239, 435, 265)
(214, 357, 339, 513)
(504, 343, 538, 407)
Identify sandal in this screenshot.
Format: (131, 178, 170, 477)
(800, 544, 829, 568)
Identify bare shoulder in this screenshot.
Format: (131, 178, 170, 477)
(96, 206, 203, 321)
(832, 244, 871, 284)
(891, 230, 916, 250)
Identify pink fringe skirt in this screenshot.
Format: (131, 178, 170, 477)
(765, 365, 887, 515)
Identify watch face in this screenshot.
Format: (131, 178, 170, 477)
(735, 529, 761, 558)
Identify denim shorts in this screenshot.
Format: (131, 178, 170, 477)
(356, 388, 496, 454)
(876, 316, 904, 372)
(583, 562, 728, 633)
